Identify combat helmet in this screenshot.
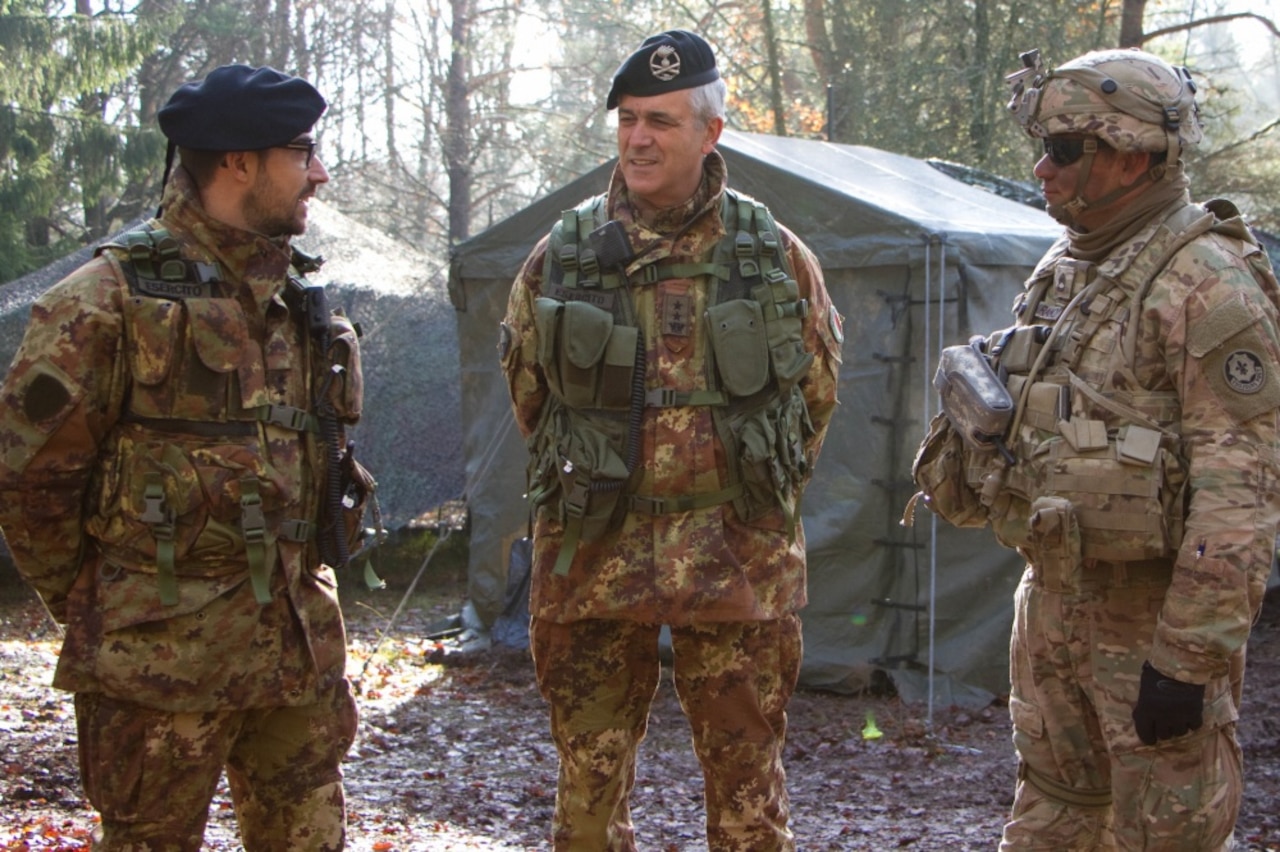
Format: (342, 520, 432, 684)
(1005, 48, 1202, 220)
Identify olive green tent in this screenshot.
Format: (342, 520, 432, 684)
(449, 130, 1061, 705)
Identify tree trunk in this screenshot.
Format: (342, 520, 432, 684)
(445, 0, 474, 246)
(1120, 0, 1147, 48)
(761, 0, 787, 136)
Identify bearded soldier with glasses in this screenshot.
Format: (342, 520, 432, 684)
(911, 48, 1280, 849)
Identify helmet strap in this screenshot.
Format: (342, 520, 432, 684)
(1062, 138, 1099, 219)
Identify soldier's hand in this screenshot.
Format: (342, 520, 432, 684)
(1131, 661, 1205, 746)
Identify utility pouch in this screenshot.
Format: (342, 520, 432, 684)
(910, 411, 988, 528)
(1027, 495, 1083, 593)
(935, 342, 1015, 453)
(338, 448, 377, 553)
(707, 299, 770, 397)
(752, 278, 813, 388)
(534, 296, 621, 408)
(555, 422, 630, 543)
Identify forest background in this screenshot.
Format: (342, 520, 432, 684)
(1, 0, 1278, 285)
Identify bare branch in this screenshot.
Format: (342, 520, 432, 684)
(1142, 12, 1280, 45)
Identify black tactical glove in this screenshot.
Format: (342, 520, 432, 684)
(1131, 662, 1205, 746)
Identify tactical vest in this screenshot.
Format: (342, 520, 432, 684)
(526, 190, 815, 575)
(91, 225, 344, 606)
(965, 199, 1277, 571)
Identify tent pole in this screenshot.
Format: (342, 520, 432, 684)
(928, 235, 947, 732)
(921, 234, 935, 730)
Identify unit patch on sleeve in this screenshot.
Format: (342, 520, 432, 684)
(1187, 294, 1280, 423)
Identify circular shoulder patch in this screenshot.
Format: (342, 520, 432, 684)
(1224, 349, 1266, 394)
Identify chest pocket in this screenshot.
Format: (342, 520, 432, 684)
(124, 296, 256, 420)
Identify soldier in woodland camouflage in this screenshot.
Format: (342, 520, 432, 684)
(0, 66, 367, 850)
(911, 48, 1280, 850)
(500, 29, 842, 851)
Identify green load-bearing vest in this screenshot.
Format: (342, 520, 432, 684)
(527, 189, 816, 575)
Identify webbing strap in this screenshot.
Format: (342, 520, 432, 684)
(552, 478, 591, 577)
(628, 482, 745, 515)
(558, 209, 580, 289)
(1019, 762, 1112, 809)
(645, 388, 728, 408)
(239, 477, 272, 604)
(250, 403, 320, 433)
(141, 471, 178, 606)
(641, 262, 726, 284)
(1065, 370, 1175, 438)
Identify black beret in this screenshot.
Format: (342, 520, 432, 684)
(158, 64, 326, 151)
(606, 29, 720, 109)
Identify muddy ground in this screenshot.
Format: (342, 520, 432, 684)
(2, 554, 1278, 851)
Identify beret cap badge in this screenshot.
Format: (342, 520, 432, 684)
(650, 45, 681, 81)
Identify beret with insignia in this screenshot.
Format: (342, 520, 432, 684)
(159, 64, 326, 151)
(606, 29, 720, 109)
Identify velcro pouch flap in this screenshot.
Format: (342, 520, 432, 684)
(1118, 425, 1161, 466)
(1058, 419, 1108, 452)
(562, 299, 613, 369)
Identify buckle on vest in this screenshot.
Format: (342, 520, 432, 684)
(240, 484, 266, 544)
(760, 231, 779, 256)
(559, 243, 579, 272)
(279, 518, 314, 542)
(735, 231, 760, 277)
(645, 388, 678, 407)
(264, 404, 312, 432)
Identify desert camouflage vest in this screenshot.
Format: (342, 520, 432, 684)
(971, 199, 1274, 568)
(527, 190, 815, 574)
(93, 226, 328, 606)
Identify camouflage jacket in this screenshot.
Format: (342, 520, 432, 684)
(501, 153, 842, 625)
(981, 197, 1280, 685)
(0, 169, 360, 711)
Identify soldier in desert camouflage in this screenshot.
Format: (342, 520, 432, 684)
(500, 28, 842, 852)
(911, 48, 1280, 850)
(0, 65, 368, 850)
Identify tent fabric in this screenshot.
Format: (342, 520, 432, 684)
(450, 130, 1062, 699)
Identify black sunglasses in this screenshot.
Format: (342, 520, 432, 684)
(1042, 136, 1089, 167)
(278, 139, 317, 167)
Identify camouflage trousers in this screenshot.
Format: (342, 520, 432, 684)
(530, 615, 802, 852)
(74, 678, 358, 852)
(1001, 563, 1243, 851)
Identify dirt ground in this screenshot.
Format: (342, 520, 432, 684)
(2, 558, 1279, 851)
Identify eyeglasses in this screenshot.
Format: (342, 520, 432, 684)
(1041, 136, 1091, 167)
(278, 139, 317, 167)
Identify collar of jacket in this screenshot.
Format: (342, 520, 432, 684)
(155, 167, 298, 317)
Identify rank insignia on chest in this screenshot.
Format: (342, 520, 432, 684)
(661, 292, 693, 337)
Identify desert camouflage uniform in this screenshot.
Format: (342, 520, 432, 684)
(0, 168, 360, 851)
(983, 199, 1280, 850)
(502, 151, 841, 851)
